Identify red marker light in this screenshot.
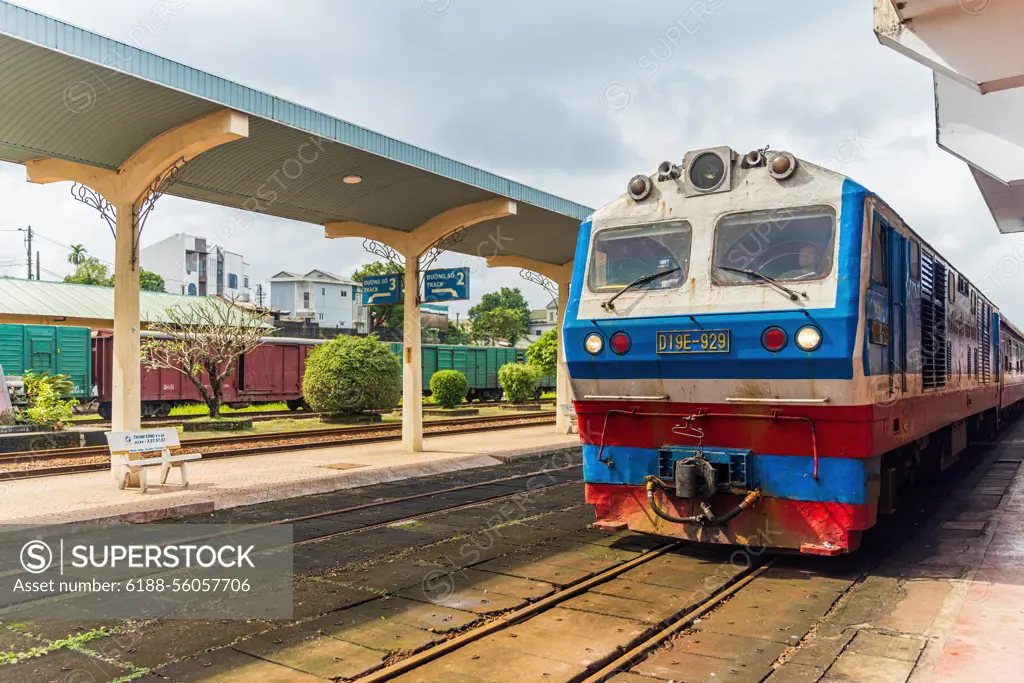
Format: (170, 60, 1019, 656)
(610, 332, 631, 355)
(761, 327, 787, 352)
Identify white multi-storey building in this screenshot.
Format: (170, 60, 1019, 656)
(528, 300, 558, 339)
(141, 233, 249, 300)
(269, 269, 368, 332)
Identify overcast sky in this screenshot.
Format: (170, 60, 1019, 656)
(0, 0, 1019, 321)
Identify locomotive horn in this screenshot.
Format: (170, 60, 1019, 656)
(743, 149, 764, 168)
(658, 161, 682, 181)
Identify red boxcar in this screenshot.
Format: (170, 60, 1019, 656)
(92, 331, 319, 418)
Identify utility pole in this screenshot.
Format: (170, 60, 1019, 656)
(256, 284, 265, 307)
(35, 252, 40, 281)
(24, 225, 32, 280)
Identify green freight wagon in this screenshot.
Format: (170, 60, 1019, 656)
(0, 324, 92, 399)
(388, 343, 521, 401)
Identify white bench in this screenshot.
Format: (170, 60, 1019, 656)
(106, 429, 201, 493)
(560, 403, 578, 434)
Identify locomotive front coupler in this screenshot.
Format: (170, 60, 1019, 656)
(645, 475, 761, 527)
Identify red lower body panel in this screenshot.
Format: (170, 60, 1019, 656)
(586, 483, 876, 553)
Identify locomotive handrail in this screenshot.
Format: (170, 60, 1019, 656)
(724, 397, 829, 404)
(584, 394, 670, 401)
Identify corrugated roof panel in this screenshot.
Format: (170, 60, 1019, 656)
(0, 277, 246, 324)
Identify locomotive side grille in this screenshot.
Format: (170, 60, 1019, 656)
(920, 253, 948, 389)
(982, 301, 992, 383)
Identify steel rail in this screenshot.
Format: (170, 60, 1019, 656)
(580, 558, 777, 682)
(0, 414, 557, 479)
(352, 543, 682, 683)
(0, 412, 557, 464)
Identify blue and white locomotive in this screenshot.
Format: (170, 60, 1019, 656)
(563, 146, 1024, 553)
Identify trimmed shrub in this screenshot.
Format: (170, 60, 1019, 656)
(303, 335, 401, 415)
(22, 379, 78, 429)
(430, 370, 469, 409)
(498, 363, 542, 404)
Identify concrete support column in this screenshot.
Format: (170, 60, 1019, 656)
(555, 281, 572, 435)
(24, 109, 248, 484)
(325, 198, 517, 454)
(111, 202, 142, 441)
(402, 258, 423, 453)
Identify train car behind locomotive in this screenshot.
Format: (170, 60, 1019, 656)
(565, 146, 1024, 554)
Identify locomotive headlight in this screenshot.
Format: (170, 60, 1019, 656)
(585, 333, 604, 355)
(795, 325, 822, 352)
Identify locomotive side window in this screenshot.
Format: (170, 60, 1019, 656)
(870, 219, 887, 286)
(910, 240, 920, 281)
(588, 220, 692, 292)
(712, 206, 836, 283)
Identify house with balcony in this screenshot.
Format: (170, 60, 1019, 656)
(269, 269, 368, 333)
(141, 233, 249, 300)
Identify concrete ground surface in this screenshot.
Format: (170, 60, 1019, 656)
(1, 421, 1023, 681)
(0, 425, 577, 525)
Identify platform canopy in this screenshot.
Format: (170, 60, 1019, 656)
(874, 0, 1024, 233)
(0, 1, 591, 266)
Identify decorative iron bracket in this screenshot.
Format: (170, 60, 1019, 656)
(418, 226, 468, 280)
(69, 158, 188, 270)
(520, 268, 557, 306)
(70, 184, 117, 238)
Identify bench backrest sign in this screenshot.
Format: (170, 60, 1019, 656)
(106, 428, 181, 454)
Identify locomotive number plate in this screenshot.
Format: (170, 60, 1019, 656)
(657, 329, 731, 354)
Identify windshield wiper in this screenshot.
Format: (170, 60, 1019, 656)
(718, 266, 807, 301)
(602, 267, 681, 311)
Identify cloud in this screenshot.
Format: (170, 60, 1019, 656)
(1, 0, 1021, 325)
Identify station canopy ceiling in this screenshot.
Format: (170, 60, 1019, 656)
(0, 2, 592, 267)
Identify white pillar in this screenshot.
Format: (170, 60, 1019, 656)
(111, 201, 142, 474)
(402, 258, 423, 452)
(556, 281, 572, 435)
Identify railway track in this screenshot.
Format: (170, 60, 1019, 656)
(66, 399, 556, 429)
(350, 547, 775, 683)
(0, 412, 557, 479)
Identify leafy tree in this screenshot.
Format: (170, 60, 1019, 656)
(67, 244, 88, 266)
(63, 257, 165, 293)
(141, 299, 272, 418)
(440, 321, 471, 345)
(468, 287, 530, 346)
(471, 307, 525, 346)
(64, 258, 112, 286)
(352, 261, 404, 331)
(525, 329, 558, 378)
(430, 370, 469, 408)
(303, 334, 401, 415)
(498, 363, 541, 404)
(140, 269, 166, 293)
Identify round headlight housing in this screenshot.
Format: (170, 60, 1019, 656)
(609, 332, 631, 355)
(688, 152, 727, 191)
(795, 325, 822, 352)
(761, 326, 788, 353)
(585, 333, 604, 355)
(627, 174, 652, 201)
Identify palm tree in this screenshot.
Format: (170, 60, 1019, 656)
(68, 245, 87, 266)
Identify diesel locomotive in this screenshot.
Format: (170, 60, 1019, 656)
(564, 146, 1024, 554)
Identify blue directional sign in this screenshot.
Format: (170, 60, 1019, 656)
(424, 267, 470, 302)
(361, 274, 403, 305)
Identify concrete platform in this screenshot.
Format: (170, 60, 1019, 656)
(764, 418, 1024, 683)
(0, 425, 579, 525)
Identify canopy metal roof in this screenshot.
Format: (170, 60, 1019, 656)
(0, 277, 248, 326)
(0, 1, 591, 265)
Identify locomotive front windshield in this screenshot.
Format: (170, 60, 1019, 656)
(588, 220, 691, 292)
(712, 206, 836, 283)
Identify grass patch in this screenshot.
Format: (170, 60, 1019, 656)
(169, 401, 290, 417)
